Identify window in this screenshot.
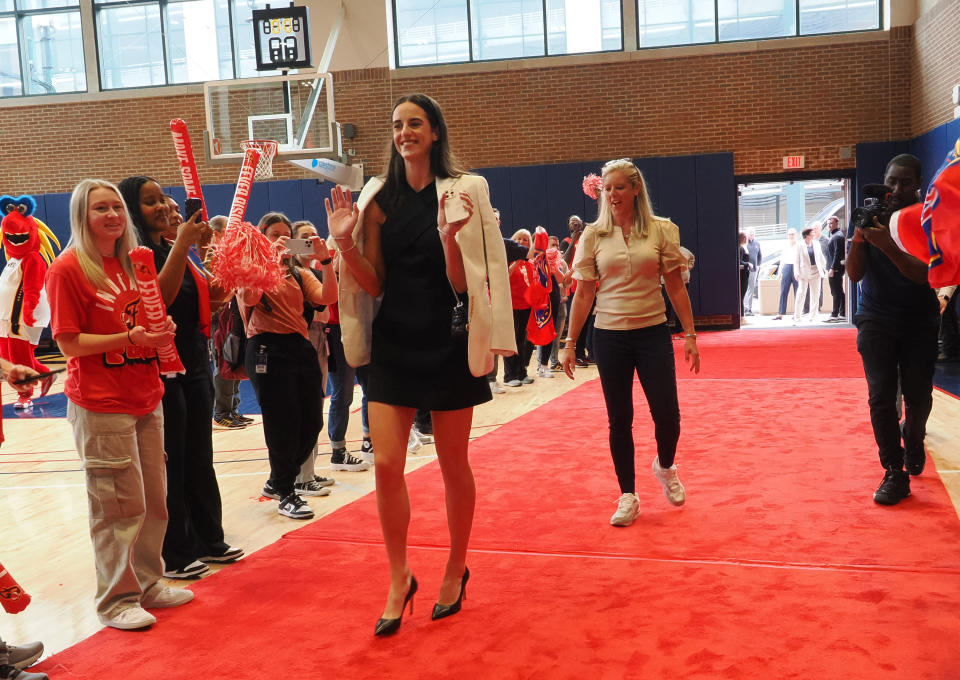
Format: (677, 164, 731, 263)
(0, 0, 86, 97)
(96, 0, 235, 89)
(798, 0, 880, 35)
(393, 0, 622, 67)
(638, 0, 879, 48)
(637, 0, 715, 48)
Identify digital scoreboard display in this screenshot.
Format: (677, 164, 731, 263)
(252, 4, 311, 71)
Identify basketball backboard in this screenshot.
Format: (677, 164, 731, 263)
(203, 72, 344, 163)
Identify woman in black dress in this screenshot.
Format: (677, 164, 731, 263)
(327, 93, 496, 635)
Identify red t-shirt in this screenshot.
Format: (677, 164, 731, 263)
(46, 251, 163, 415)
(509, 261, 532, 310)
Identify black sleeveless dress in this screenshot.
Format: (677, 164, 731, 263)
(364, 181, 491, 411)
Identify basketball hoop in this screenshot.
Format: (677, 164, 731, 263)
(241, 139, 279, 180)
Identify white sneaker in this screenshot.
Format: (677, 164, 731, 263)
(162, 560, 209, 579)
(277, 493, 314, 519)
(610, 493, 640, 527)
(652, 458, 686, 506)
(489, 381, 505, 394)
(537, 365, 555, 378)
(407, 428, 423, 454)
(412, 425, 433, 444)
(142, 584, 194, 608)
(505, 379, 523, 387)
(102, 606, 156, 630)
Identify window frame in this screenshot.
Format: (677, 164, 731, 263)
(391, 0, 626, 69)
(635, 0, 883, 51)
(0, 0, 87, 98)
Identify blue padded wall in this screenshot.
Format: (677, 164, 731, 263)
(910, 126, 949, 196)
(695, 154, 737, 318)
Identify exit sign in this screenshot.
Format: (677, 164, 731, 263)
(783, 155, 805, 169)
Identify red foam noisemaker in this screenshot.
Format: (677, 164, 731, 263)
(129, 246, 185, 377)
(169, 118, 208, 220)
(0, 562, 31, 614)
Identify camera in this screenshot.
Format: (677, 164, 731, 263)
(450, 300, 468, 340)
(850, 184, 894, 232)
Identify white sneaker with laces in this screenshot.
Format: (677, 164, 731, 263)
(142, 584, 194, 608)
(652, 458, 686, 506)
(537, 366, 555, 378)
(101, 606, 156, 630)
(277, 493, 314, 519)
(407, 428, 422, 454)
(162, 560, 209, 579)
(489, 381, 505, 394)
(610, 493, 640, 527)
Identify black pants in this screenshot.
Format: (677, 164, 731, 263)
(503, 308, 533, 382)
(829, 268, 845, 317)
(593, 324, 681, 494)
(161, 366, 227, 569)
(856, 319, 938, 472)
(246, 332, 322, 497)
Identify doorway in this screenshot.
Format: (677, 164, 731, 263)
(738, 178, 851, 327)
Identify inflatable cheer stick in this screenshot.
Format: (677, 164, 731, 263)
(213, 148, 283, 294)
(0, 562, 31, 614)
(129, 246, 185, 377)
(170, 119, 208, 220)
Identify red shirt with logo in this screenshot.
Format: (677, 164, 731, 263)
(46, 250, 163, 415)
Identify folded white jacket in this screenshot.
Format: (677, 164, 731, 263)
(338, 174, 517, 376)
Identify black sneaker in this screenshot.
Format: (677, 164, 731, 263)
(278, 493, 314, 519)
(198, 546, 244, 564)
(330, 448, 372, 472)
(261, 481, 281, 500)
(232, 413, 255, 424)
(873, 470, 910, 505)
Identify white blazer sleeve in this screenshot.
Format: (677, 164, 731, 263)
(338, 177, 384, 368)
(447, 174, 517, 377)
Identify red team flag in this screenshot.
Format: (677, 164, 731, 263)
(889, 136, 960, 287)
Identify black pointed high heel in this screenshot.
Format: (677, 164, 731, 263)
(374, 575, 417, 636)
(432, 567, 469, 621)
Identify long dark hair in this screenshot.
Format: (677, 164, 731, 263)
(117, 175, 160, 246)
(380, 93, 465, 210)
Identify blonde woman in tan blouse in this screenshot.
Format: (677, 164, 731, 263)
(560, 159, 700, 528)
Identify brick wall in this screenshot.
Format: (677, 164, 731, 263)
(0, 30, 918, 195)
(911, 0, 960, 137)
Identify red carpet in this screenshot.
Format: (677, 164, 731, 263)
(39, 329, 960, 679)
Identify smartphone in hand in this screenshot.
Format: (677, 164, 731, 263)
(285, 238, 315, 255)
(184, 197, 203, 221)
(443, 190, 469, 224)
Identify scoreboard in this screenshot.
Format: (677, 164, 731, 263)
(252, 4, 312, 71)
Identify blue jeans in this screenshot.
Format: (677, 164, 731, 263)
(592, 324, 681, 494)
(327, 324, 369, 449)
(778, 264, 798, 315)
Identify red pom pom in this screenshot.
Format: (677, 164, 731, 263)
(212, 222, 283, 294)
(582, 174, 603, 200)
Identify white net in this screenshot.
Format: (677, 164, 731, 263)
(240, 139, 279, 180)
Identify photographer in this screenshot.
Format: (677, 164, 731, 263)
(846, 154, 939, 505)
